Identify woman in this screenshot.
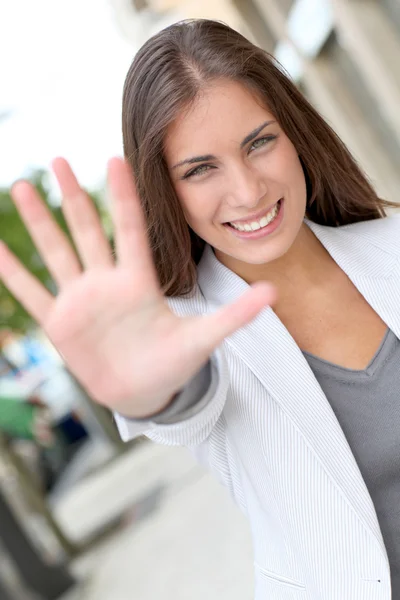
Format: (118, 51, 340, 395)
(1, 18, 399, 599)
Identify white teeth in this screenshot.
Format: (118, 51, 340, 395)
(230, 203, 279, 232)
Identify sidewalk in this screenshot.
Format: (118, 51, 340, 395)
(55, 443, 254, 600)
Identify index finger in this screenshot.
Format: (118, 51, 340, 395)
(107, 158, 158, 280)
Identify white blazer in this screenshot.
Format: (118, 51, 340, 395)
(116, 215, 400, 600)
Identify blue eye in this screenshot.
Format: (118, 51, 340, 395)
(249, 135, 276, 152)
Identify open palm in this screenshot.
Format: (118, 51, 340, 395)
(0, 158, 275, 418)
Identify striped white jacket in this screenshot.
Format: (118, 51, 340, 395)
(116, 216, 400, 600)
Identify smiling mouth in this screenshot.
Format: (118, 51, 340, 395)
(225, 199, 281, 232)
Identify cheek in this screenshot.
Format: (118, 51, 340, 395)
(269, 147, 306, 199)
(272, 144, 299, 177)
(176, 185, 221, 228)
(291, 154, 306, 185)
(291, 157, 308, 200)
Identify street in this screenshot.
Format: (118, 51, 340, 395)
(56, 443, 254, 600)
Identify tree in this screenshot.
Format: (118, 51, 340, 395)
(0, 171, 110, 333)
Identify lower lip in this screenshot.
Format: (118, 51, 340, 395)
(225, 199, 284, 240)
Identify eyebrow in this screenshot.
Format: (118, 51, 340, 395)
(171, 120, 276, 170)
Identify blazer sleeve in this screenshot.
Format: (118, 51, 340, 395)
(114, 344, 229, 447)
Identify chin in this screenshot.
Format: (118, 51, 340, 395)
(231, 245, 290, 265)
(227, 227, 299, 265)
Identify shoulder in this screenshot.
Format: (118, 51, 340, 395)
(308, 213, 400, 258)
(337, 213, 400, 256)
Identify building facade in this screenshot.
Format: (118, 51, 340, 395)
(110, 0, 400, 203)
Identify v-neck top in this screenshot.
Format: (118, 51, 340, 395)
(149, 327, 400, 591)
(303, 328, 400, 594)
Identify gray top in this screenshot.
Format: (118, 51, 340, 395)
(303, 328, 400, 595)
(145, 328, 400, 592)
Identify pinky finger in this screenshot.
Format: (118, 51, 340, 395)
(0, 242, 54, 327)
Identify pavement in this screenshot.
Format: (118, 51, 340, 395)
(54, 442, 254, 600)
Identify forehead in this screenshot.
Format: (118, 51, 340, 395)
(164, 80, 275, 159)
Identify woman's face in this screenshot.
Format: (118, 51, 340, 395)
(165, 80, 307, 270)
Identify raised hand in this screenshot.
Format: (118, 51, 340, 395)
(0, 158, 276, 418)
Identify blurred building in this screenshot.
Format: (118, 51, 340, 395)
(110, 0, 400, 204)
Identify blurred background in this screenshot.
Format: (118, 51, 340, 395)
(0, 1, 400, 599)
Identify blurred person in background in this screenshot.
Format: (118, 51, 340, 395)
(1, 332, 69, 491)
(1, 18, 399, 600)
(0, 330, 54, 485)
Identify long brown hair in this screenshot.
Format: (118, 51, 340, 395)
(122, 19, 396, 297)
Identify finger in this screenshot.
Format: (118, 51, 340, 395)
(0, 242, 54, 327)
(198, 282, 277, 350)
(11, 181, 82, 288)
(52, 158, 114, 269)
(108, 158, 159, 285)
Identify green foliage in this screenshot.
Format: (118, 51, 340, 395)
(0, 171, 110, 333)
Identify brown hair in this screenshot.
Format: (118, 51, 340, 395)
(122, 19, 396, 297)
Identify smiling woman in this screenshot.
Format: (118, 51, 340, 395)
(122, 19, 395, 296)
(1, 17, 400, 600)
(165, 79, 306, 270)
(163, 82, 305, 269)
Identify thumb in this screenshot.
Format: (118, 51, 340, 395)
(198, 282, 277, 350)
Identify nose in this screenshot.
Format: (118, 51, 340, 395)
(224, 163, 267, 209)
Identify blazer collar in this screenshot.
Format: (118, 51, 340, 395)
(197, 219, 400, 559)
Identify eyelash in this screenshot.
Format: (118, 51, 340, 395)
(182, 135, 277, 179)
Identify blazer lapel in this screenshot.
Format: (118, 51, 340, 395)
(197, 220, 400, 557)
(307, 219, 400, 340)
